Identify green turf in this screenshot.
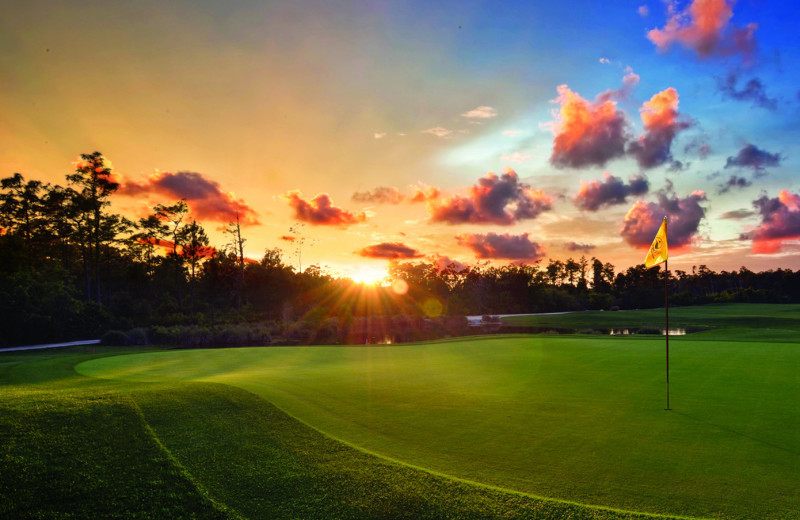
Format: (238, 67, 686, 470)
(4, 303, 800, 520)
(1, 347, 667, 520)
(76, 316, 800, 520)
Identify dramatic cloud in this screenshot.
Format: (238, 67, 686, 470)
(725, 143, 781, 175)
(422, 127, 454, 138)
(574, 173, 649, 211)
(550, 85, 629, 168)
(647, 0, 758, 61)
(356, 242, 423, 259)
(717, 70, 777, 110)
(566, 242, 596, 252)
(283, 191, 368, 227)
(462, 106, 498, 119)
(744, 190, 800, 254)
(457, 232, 546, 262)
(621, 189, 707, 248)
(351, 186, 404, 205)
(628, 87, 691, 169)
(279, 235, 297, 242)
(718, 175, 751, 194)
(120, 171, 259, 225)
(428, 169, 552, 225)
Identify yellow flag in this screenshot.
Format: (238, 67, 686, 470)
(644, 217, 668, 269)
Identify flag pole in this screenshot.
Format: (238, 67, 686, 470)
(664, 219, 670, 411)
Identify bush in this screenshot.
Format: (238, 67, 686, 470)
(125, 327, 148, 345)
(101, 330, 128, 346)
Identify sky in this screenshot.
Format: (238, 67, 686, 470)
(2, 0, 799, 282)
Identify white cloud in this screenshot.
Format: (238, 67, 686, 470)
(422, 127, 454, 138)
(599, 57, 611, 64)
(500, 152, 534, 163)
(502, 129, 522, 137)
(374, 132, 387, 139)
(461, 106, 498, 119)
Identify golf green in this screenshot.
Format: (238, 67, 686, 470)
(77, 334, 800, 519)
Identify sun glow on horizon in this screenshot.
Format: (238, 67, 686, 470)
(347, 265, 390, 286)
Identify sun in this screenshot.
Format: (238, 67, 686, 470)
(349, 265, 389, 286)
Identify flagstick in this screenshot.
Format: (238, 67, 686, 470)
(665, 258, 670, 411)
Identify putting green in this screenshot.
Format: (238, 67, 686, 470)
(77, 335, 800, 519)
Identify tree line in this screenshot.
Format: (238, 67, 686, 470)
(2, 152, 798, 347)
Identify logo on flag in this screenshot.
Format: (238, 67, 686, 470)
(644, 217, 668, 269)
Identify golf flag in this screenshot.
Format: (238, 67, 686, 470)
(644, 217, 668, 269)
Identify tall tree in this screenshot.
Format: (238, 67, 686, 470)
(66, 152, 120, 302)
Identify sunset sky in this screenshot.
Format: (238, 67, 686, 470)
(2, 0, 799, 280)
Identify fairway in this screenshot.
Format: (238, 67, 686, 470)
(77, 332, 800, 520)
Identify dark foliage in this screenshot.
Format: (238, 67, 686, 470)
(2, 154, 799, 347)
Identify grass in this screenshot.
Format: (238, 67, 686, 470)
(2, 349, 664, 520)
(3, 303, 800, 519)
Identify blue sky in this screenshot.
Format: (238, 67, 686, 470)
(1, 0, 798, 279)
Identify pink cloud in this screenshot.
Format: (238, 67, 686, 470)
(428, 169, 552, 225)
(647, 0, 757, 61)
(283, 191, 368, 227)
(574, 173, 649, 211)
(457, 232, 546, 262)
(621, 190, 707, 248)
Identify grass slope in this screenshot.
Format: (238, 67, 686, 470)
(2, 348, 670, 520)
(0, 350, 234, 520)
(78, 310, 800, 520)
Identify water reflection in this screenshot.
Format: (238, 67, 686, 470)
(609, 328, 686, 336)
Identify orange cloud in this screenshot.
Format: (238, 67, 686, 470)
(410, 184, 441, 203)
(283, 190, 368, 227)
(119, 170, 259, 226)
(628, 87, 691, 169)
(647, 0, 757, 60)
(550, 85, 628, 169)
